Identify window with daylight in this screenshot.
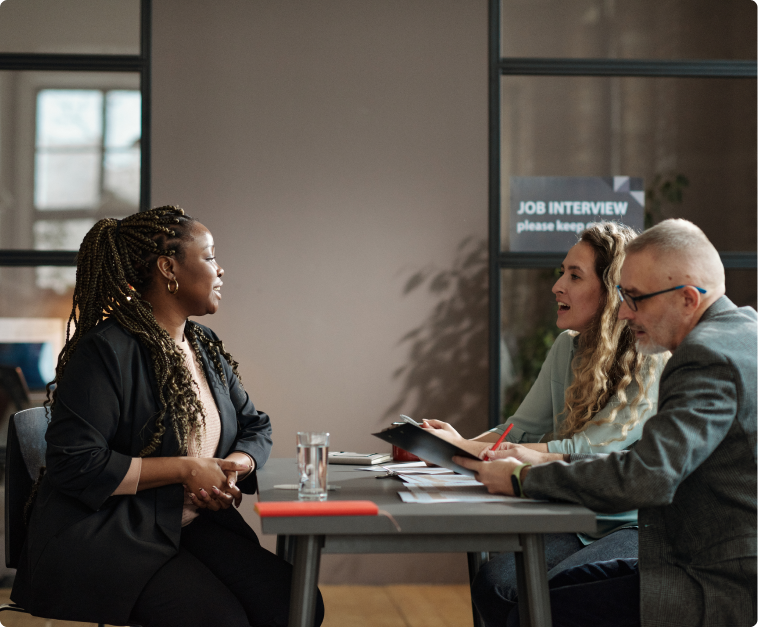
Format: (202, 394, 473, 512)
(35, 89, 141, 212)
(0, 0, 148, 336)
(32, 88, 141, 291)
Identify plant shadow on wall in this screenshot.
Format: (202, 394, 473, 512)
(384, 174, 688, 435)
(383, 237, 489, 437)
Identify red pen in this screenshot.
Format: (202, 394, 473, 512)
(488, 423, 514, 454)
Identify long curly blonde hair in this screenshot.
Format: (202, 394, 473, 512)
(559, 222, 665, 443)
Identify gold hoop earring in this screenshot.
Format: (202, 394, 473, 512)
(167, 279, 179, 294)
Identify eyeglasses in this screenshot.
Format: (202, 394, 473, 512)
(616, 284, 707, 312)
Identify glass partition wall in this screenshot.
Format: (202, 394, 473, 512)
(500, 0, 754, 61)
(489, 0, 757, 428)
(0, 1, 149, 405)
(0, 0, 140, 55)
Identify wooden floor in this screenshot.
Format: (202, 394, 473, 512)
(0, 585, 475, 627)
(321, 585, 474, 627)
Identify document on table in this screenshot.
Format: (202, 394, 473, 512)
(400, 474, 482, 487)
(357, 462, 455, 475)
(359, 461, 541, 503)
(396, 474, 545, 504)
(398, 485, 530, 504)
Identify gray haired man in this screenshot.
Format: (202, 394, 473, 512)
(457, 219, 757, 627)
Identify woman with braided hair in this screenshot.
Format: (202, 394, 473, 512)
(11, 207, 324, 627)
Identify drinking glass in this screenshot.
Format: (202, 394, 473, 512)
(297, 432, 329, 501)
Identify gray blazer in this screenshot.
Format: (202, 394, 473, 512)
(524, 297, 757, 627)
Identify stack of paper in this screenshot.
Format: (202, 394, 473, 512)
(357, 461, 543, 503)
(357, 461, 453, 475)
(398, 486, 525, 504)
(392, 465, 542, 503)
(400, 473, 480, 486)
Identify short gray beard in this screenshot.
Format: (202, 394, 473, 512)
(636, 339, 669, 355)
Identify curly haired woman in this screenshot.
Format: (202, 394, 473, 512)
(423, 221, 666, 627)
(11, 207, 324, 627)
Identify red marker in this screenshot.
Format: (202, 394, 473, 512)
(488, 423, 514, 454)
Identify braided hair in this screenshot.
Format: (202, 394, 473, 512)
(47, 206, 242, 457)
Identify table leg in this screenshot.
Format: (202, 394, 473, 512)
(466, 552, 490, 627)
(288, 535, 324, 627)
(519, 534, 552, 627)
(277, 534, 296, 564)
(514, 551, 531, 627)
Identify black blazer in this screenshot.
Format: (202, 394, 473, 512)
(11, 318, 273, 624)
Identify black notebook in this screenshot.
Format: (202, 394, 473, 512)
(371, 422, 480, 477)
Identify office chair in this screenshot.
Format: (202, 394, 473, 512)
(1, 406, 110, 627)
(0, 365, 31, 416)
(0, 366, 31, 471)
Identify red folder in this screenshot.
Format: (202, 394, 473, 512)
(255, 500, 379, 517)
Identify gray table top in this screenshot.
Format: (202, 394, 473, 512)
(256, 458, 596, 536)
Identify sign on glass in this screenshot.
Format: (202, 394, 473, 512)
(509, 177, 645, 252)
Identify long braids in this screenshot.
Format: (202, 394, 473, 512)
(185, 322, 241, 388)
(47, 206, 241, 457)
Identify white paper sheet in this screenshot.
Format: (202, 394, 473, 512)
(357, 464, 454, 475)
(398, 487, 518, 504)
(399, 474, 482, 487)
(398, 484, 543, 504)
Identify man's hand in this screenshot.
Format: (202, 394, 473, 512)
(481, 442, 566, 465)
(453, 455, 523, 496)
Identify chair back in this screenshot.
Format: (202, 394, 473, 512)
(0, 366, 30, 414)
(5, 407, 49, 569)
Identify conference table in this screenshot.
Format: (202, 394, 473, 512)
(256, 458, 596, 627)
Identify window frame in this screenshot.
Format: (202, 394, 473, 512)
(0, 0, 151, 267)
(33, 82, 142, 215)
(487, 0, 758, 428)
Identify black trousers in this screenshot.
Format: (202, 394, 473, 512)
(472, 529, 639, 627)
(507, 558, 640, 627)
(129, 513, 325, 627)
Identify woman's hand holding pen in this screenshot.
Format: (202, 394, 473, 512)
(483, 442, 567, 465)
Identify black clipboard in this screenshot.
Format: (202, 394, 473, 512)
(372, 423, 479, 477)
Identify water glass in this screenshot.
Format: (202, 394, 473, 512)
(297, 432, 329, 501)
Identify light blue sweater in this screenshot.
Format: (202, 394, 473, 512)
(491, 330, 664, 539)
(492, 331, 662, 453)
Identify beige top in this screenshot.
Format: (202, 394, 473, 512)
(113, 338, 246, 527)
(177, 339, 222, 525)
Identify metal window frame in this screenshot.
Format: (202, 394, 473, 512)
(488, 0, 758, 429)
(0, 0, 151, 267)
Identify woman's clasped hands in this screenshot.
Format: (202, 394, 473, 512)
(183, 457, 251, 511)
